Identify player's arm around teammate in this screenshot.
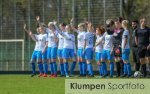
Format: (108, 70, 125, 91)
(57, 24, 76, 77)
(70, 19, 88, 77)
(101, 19, 115, 78)
(57, 23, 66, 77)
(94, 26, 105, 77)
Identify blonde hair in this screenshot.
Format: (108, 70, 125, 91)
(78, 23, 85, 28)
(78, 23, 86, 31)
(87, 22, 94, 32)
(106, 19, 114, 26)
(48, 22, 55, 30)
(48, 22, 54, 27)
(122, 20, 128, 29)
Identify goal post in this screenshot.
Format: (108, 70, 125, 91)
(0, 39, 25, 71)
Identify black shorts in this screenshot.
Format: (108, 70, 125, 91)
(138, 47, 150, 58)
(132, 47, 139, 63)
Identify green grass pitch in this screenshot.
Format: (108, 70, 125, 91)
(0, 74, 147, 94)
(0, 75, 65, 94)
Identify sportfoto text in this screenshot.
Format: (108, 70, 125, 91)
(70, 82, 145, 91)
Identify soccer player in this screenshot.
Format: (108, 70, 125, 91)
(56, 24, 76, 78)
(70, 18, 87, 77)
(32, 25, 48, 77)
(36, 16, 50, 35)
(23, 24, 39, 77)
(57, 23, 66, 77)
(121, 20, 131, 78)
(131, 20, 140, 71)
(113, 17, 124, 77)
(76, 23, 87, 77)
(47, 22, 58, 77)
(94, 26, 105, 77)
(83, 22, 95, 77)
(100, 19, 115, 78)
(36, 16, 50, 77)
(135, 18, 150, 77)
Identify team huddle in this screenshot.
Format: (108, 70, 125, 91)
(24, 16, 150, 78)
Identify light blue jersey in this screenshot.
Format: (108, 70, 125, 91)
(47, 30, 58, 48)
(84, 32, 95, 59)
(84, 32, 95, 48)
(122, 29, 130, 49)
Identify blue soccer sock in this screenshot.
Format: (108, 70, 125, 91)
(124, 63, 127, 75)
(53, 62, 57, 74)
(50, 63, 54, 75)
(98, 65, 102, 76)
(100, 65, 104, 76)
(78, 62, 83, 75)
(31, 63, 36, 74)
(98, 65, 104, 76)
(64, 62, 69, 76)
(70, 61, 76, 75)
(43, 63, 48, 74)
(102, 62, 108, 75)
(87, 63, 94, 76)
(60, 63, 65, 75)
(56, 63, 57, 73)
(110, 62, 114, 77)
(38, 63, 43, 74)
(127, 63, 131, 76)
(82, 62, 87, 75)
